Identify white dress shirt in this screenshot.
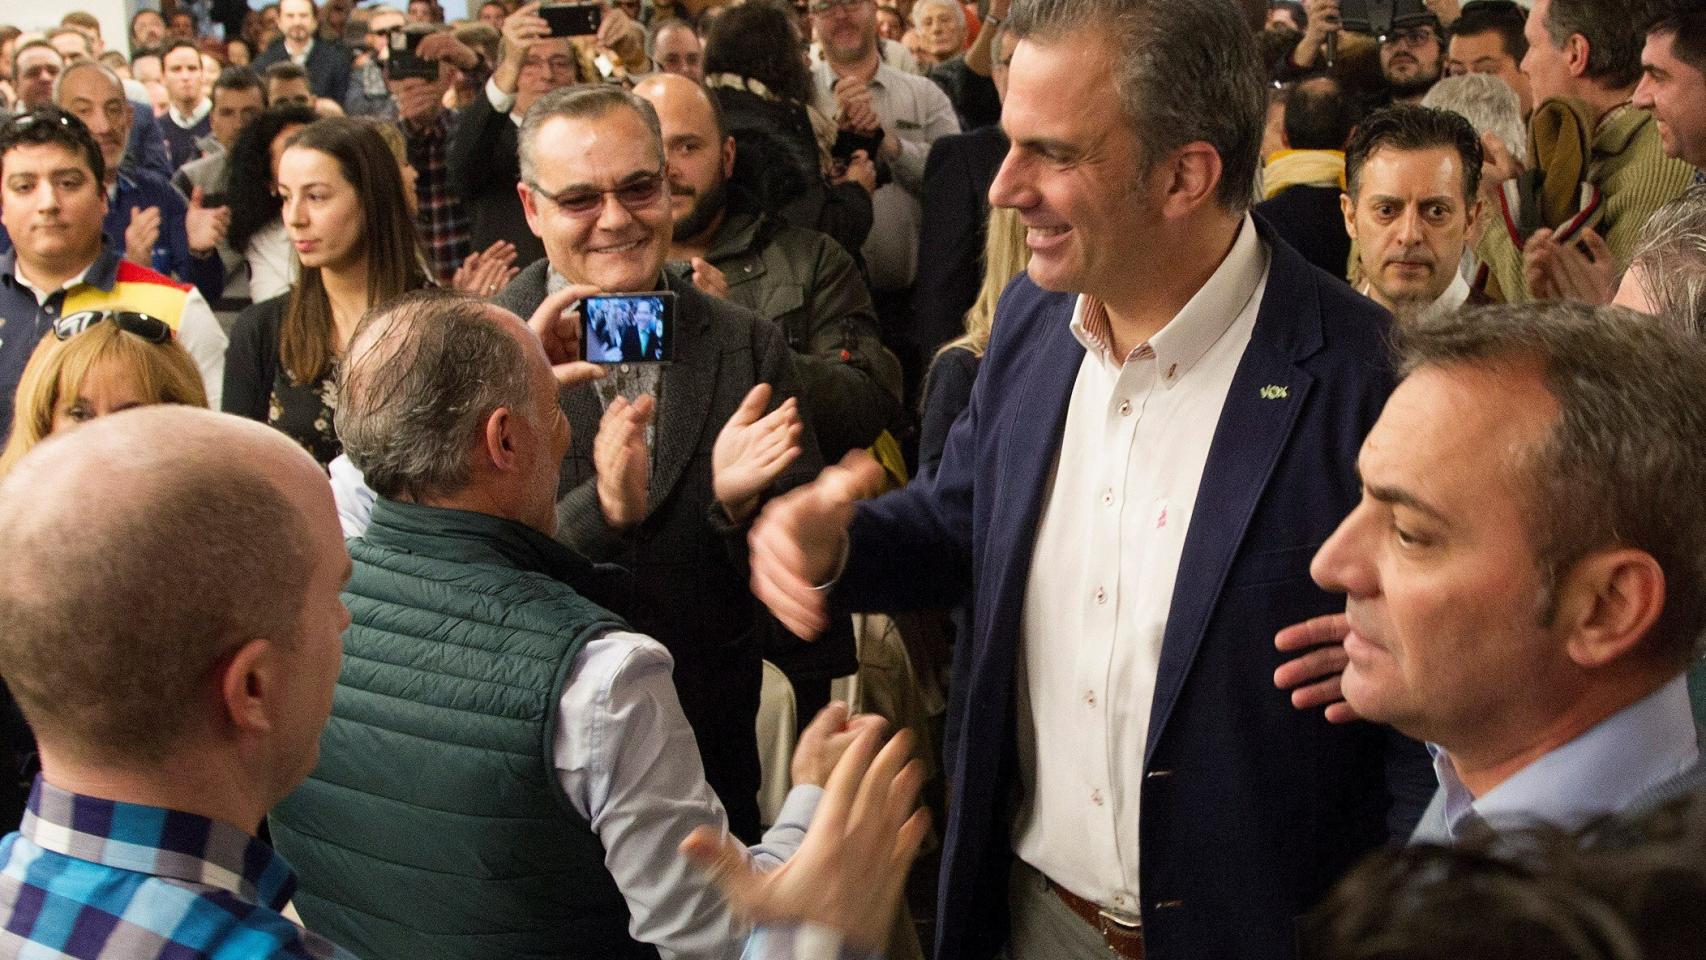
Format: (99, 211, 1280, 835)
(1012, 215, 1271, 912)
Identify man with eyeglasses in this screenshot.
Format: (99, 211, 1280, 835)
(810, 0, 958, 389)
(1379, 17, 1447, 105)
(493, 84, 826, 847)
(0, 107, 226, 440)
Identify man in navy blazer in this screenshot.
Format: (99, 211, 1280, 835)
(749, 0, 1434, 958)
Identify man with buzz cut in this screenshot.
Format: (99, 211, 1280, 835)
(160, 39, 212, 171)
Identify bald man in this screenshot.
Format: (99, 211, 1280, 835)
(0, 407, 360, 959)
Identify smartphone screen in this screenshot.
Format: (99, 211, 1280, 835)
(540, 2, 603, 37)
(582, 292, 674, 364)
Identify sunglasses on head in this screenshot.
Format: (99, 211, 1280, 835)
(52, 310, 173, 344)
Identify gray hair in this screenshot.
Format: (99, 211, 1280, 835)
(0, 408, 314, 766)
(1006, 0, 1264, 214)
(518, 84, 663, 187)
(53, 57, 126, 104)
(1626, 185, 1706, 338)
(910, 0, 967, 32)
(1541, 0, 1646, 89)
(1421, 72, 1528, 166)
(1395, 301, 1706, 666)
(335, 289, 533, 502)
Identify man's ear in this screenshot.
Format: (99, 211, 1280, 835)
(219, 638, 280, 736)
(1555, 547, 1667, 670)
(1160, 141, 1223, 220)
(721, 134, 736, 180)
(1340, 191, 1359, 242)
(1565, 33, 1592, 79)
(517, 181, 544, 238)
(482, 405, 522, 473)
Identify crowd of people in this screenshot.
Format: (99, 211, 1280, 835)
(3, 0, 1706, 956)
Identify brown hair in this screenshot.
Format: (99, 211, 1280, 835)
(0, 322, 208, 476)
(278, 117, 431, 385)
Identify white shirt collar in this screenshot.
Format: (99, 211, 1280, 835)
(169, 98, 213, 128)
(14, 261, 94, 307)
(1068, 213, 1269, 387)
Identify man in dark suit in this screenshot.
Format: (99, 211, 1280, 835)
(251, 0, 353, 104)
(495, 84, 823, 842)
(911, 26, 1017, 359)
(748, 0, 1434, 957)
(1255, 74, 1356, 279)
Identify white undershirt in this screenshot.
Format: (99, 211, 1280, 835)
(1012, 215, 1271, 912)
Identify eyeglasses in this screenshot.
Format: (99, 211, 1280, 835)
(1383, 25, 1439, 47)
(53, 309, 172, 344)
(809, 0, 869, 16)
(527, 168, 666, 218)
(2, 111, 77, 137)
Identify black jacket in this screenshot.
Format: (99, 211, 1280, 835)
(495, 264, 827, 840)
(252, 37, 353, 104)
(711, 85, 873, 263)
(447, 92, 545, 267)
(911, 124, 1007, 356)
(703, 207, 902, 461)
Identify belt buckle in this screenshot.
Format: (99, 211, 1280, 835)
(1096, 905, 1143, 933)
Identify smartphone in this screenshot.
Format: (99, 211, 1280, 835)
(581, 291, 674, 364)
(386, 30, 439, 80)
(540, 2, 603, 37)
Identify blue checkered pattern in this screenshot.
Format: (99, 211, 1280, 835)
(0, 779, 358, 959)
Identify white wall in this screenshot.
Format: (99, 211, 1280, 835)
(13, 0, 135, 59)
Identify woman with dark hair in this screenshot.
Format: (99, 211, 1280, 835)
(702, 0, 873, 261)
(223, 117, 433, 466)
(225, 102, 319, 302)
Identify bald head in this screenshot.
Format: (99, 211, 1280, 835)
(0, 408, 329, 766)
(633, 71, 722, 138)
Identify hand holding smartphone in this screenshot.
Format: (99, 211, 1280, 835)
(582, 292, 675, 364)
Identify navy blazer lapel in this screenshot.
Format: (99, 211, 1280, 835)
(978, 290, 1084, 675)
(1144, 243, 1323, 761)
(647, 287, 716, 515)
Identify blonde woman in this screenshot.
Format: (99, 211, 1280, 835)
(918, 204, 1026, 472)
(0, 312, 208, 476)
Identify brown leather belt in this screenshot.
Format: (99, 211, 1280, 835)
(1045, 877, 1145, 959)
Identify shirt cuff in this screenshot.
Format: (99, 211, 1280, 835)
(485, 75, 517, 114)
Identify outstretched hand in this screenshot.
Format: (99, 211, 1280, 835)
(679, 720, 928, 953)
(748, 449, 887, 640)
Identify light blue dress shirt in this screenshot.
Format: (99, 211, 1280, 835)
(1411, 675, 1700, 844)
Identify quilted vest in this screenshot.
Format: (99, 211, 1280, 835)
(269, 500, 657, 960)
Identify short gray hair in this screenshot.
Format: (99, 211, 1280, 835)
(1541, 0, 1646, 89)
(518, 84, 663, 186)
(1626, 185, 1706, 338)
(1395, 301, 1706, 666)
(1006, 0, 1264, 214)
(53, 57, 126, 104)
(335, 289, 533, 502)
(1421, 72, 1528, 166)
(910, 0, 966, 33)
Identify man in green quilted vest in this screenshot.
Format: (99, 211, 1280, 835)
(268, 288, 869, 960)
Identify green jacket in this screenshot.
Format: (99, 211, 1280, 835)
(1478, 103, 1695, 302)
(269, 499, 654, 960)
(705, 208, 904, 460)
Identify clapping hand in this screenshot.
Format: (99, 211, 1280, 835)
(712, 383, 803, 524)
(455, 240, 521, 297)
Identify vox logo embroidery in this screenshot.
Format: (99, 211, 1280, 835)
(1259, 384, 1289, 400)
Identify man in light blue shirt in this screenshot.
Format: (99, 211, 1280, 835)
(1304, 300, 1706, 844)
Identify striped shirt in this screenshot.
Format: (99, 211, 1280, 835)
(0, 779, 356, 960)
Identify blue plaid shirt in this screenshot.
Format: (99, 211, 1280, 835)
(0, 779, 358, 959)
